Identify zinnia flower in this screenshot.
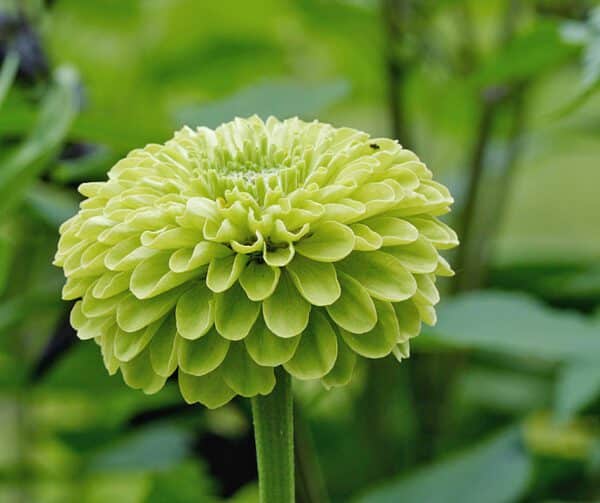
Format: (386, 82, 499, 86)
(54, 116, 457, 408)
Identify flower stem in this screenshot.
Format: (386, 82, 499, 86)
(252, 366, 295, 503)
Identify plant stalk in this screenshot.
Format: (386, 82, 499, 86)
(252, 367, 295, 503)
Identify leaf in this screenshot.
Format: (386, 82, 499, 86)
(0, 67, 80, 216)
(176, 79, 350, 128)
(424, 291, 600, 362)
(25, 182, 80, 228)
(355, 427, 532, 503)
(555, 359, 600, 421)
(473, 21, 575, 88)
(0, 50, 19, 109)
(87, 424, 191, 472)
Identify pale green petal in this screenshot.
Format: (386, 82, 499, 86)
(414, 299, 437, 326)
(178, 327, 230, 376)
(295, 222, 354, 262)
(386, 237, 439, 274)
(92, 271, 130, 299)
(284, 311, 338, 379)
(338, 251, 416, 302)
(263, 272, 310, 338)
(62, 277, 94, 300)
(76, 313, 114, 341)
(435, 256, 455, 277)
(179, 368, 235, 409)
(121, 350, 166, 394)
(169, 241, 232, 273)
(409, 216, 458, 249)
(114, 321, 160, 362)
(286, 255, 341, 306)
(263, 242, 295, 267)
(222, 343, 276, 397)
(130, 252, 198, 299)
(244, 317, 300, 366)
(393, 300, 421, 341)
(149, 314, 179, 377)
(350, 223, 383, 251)
(341, 300, 399, 358)
(392, 341, 411, 361)
(175, 283, 214, 340)
(117, 287, 182, 332)
(239, 261, 280, 301)
(322, 337, 357, 389)
(214, 283, 261, 340)
(414, 274, 440, 305)
(104, 237, 158, 272)
(325, 271, 377, 334)
(99, 329, 119, 375)
(141, 227, 199, 249)
(363, 216, 418, 246)
(206, 253, 248, 293)
(81, 291, 127, 318)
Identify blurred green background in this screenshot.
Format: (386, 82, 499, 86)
(1, 0, 600, 501)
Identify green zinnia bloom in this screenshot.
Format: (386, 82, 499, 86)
(54, 116, 457, 409)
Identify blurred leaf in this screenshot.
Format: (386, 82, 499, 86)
(25, 182, 80, 228)
(228, 483, 259, 503)
(355, 427, 532, 503)
(0, 51, 19, 109)
(556, 7, 600, 115)
(87, 424, 191, 473)
(523, 412, 595, 460)
(51, 144, 114, 183)
(423, 291, 600, 362)
(457, 367, 550, 414)
(473, 21, 575, 88)
(176, 79, 350, 129)
(0, 67, 79, 217)
(555, 360, 600, 422)
(146, 461, 217, 503)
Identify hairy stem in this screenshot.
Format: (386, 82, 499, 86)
(252, 367, 295, 503)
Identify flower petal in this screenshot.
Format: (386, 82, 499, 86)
(206, 253, 248, 293)
(263, 272, 310, 338)
(284, 311, 338, 379)
(114, 321, 160, 362)
(363, 216, 418, 246)
(325, 271, 377, 334)
(130, 252, 198, 299)
(295, 222, 354, 262)
(322, 337, 357, 389)
(214, 283, 261, 341)
(341, 300, 399, 358)
(117, 287, 183, 332)
(244, 317, 300, 366)
(239, 261, 280, 301)
(286, 255, 341, 306)
(222, 343, 276, 397)
(338, 251, 416, 302)
(149, 314, 179, 377)
(386, 237, 439, 274)
(177, 327, 230, 376)
(178, 368, 235, 409)
(121, 350, 166, 394)
(175, 283, 214, 340)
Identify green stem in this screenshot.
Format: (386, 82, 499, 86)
(252, 367, 295, 503)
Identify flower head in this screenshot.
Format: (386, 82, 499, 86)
(54, 116, 457, 408)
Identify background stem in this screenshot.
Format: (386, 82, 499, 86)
(252, 367, 295, 503)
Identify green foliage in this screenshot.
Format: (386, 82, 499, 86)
(356, 427, 532, 503)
